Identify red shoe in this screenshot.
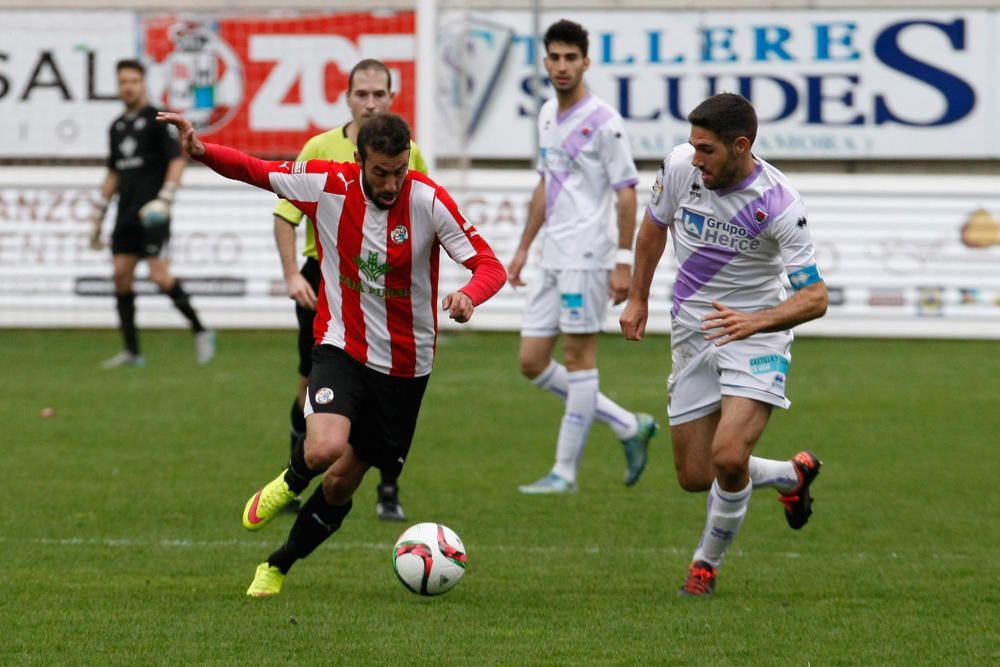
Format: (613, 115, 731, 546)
(678, 560, 717, 597)
(779, 451, 822, 530)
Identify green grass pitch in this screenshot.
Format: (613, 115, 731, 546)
(2, 329, 997, 665)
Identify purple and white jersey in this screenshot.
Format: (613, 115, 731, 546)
(536, 92, 639, 270)
(648, 143, 822, 332)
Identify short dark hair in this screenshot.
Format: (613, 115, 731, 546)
(544, 19, 588, 58)
(348, 59, 392, 93)
(356, 113, 411, 160)
(687, 93, 758, 147)
(116, 59, 145, 77)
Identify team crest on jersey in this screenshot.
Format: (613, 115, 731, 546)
(134, 116, 147, 131)
(755, 208, 768, 223)
(315, 387, 334, 405)
(390, 225, 409, 245)
(581, 126, 591, 136)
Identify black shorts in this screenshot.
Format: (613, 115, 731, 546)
(307, 345, 429, 477)
(296, 257, 322, 377)
(111, 220, 171, 258)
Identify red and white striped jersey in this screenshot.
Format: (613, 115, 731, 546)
(199, 143, 506, 377)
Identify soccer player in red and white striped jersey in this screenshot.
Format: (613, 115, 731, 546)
(159, 110, 506, 596)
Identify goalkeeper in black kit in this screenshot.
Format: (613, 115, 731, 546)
(90, 59, 216, 368)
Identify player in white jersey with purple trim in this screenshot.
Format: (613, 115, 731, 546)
(508, 19, 658, 495)
(621, 93, 829, 597)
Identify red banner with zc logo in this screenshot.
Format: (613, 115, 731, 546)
(141, 12, 417, 157)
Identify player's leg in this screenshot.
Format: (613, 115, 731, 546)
(717, 332, 822, 528)
(520, 269, 656, 485)
(103, 251, 144, 368)
(680, 396, 770, 597)
(550, 331, 599, 485)
(291, 281, 316, 454)
(248, 434, 367, 596)
(243, 346, 358, 530)
(147, 253, 215, 364)
(359, 367, 429, 523)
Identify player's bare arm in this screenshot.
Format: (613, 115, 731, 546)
(702, 281, 829, 345)
(508, 178, 546, 287)
(620, 211, 668, 341)
(609, 184, 637, 305)
(442, 291, 474, 323)
(273, 215, 317, 310)
(156, 112, 205, 157)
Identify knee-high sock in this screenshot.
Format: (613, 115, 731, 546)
(267, 487, 352, 574)
(164, 281, 205, 333)
(532, 360, 638, 439)
(748, 456, 797, 492)
(692, 479, 752, 570)
(551, 369, 599, 482)
(115, 292, 139, 354)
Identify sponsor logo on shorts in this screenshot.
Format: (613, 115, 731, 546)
(561, 293, 584, 321)
(315, 387, 334, 404)
(749, 354, 789, 375)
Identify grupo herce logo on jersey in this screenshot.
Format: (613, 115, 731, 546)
(680, 208, 762, 252)
(145, 18, 244, 134)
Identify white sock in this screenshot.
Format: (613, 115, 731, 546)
(551, 369, 599, 482)
(748, 456, 798, 492)
(692, 479, 752, 570)
(532, 360, 638, 439)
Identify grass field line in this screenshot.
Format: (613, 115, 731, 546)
(0, 535, 972, 561)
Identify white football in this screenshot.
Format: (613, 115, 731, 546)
(139, 198, 170, 227)
(392, 522, 467, 596)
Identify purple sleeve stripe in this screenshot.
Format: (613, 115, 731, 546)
(613, 177, 639, 190)
(646, 206, 667, 227)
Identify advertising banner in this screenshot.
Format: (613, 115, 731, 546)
(435, 9, 996, 160)
(2, 167, 999, 339)
(0, 12, 137, 158)
(0, 11, 416, 159)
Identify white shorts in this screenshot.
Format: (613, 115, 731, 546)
(667, 323, 794, 425)
(520, 268, 609, 337)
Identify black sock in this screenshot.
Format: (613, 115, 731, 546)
(267, 488, 352, 574)
(283, 435, 320, 494)
(380, 471, 399, 490)
(165, 281, 205, 333)
(116, 292, 139, 354)
(289, 399, 306, 454)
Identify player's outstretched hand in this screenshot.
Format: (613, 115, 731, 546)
(442, 291, 474, 323)
(156, 112, 205, 157)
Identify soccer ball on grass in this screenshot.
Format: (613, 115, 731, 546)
(392, 522, 467, 596)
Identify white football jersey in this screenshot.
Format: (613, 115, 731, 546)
(647, 143, 822, 332)
(536, 92, 639, 270)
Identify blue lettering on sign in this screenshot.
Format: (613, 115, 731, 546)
(874, 19, 975, 126)
(508, 17, 978, 132)
(754, 26, 794, 62)
(702, 27, 737, 63)
(816, 22, 860, 61)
